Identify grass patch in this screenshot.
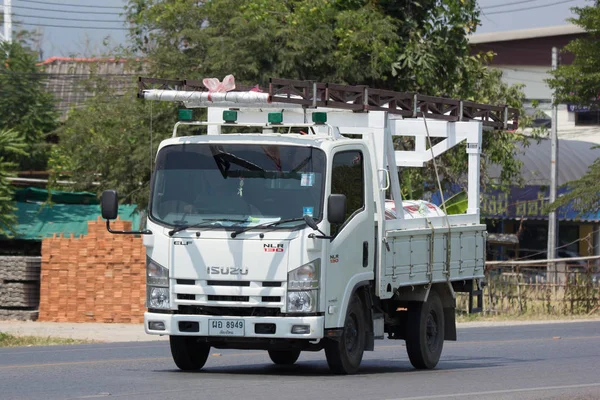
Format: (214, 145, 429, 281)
(456, 312, 600, 323)
(0, 332, 91, 347)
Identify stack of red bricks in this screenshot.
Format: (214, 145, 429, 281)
(39, 217, 146, 323)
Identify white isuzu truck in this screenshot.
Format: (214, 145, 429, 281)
(101, 78, 518, 374)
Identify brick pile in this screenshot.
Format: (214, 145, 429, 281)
(0, 256, 41, 320)
(39, 217, 146, 323)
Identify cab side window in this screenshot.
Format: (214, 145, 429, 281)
(331, 150, 364, 229)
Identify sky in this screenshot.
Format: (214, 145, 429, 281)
(3, 0, 593, 60)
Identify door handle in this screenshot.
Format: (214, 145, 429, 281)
(363, 241, 369, 267)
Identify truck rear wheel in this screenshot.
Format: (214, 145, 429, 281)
(268, 350, 301, 365)
(406, 290, 445, 369)
(325, 295, 366, 374)
(169, 336, 210, 371)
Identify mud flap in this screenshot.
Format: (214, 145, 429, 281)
(444, 307, 457, 341)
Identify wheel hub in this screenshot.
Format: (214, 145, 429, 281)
(426, 312, 439, 351)
(345, 314, 359, 353)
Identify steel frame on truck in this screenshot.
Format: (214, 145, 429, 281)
(138, 76, 518, 307)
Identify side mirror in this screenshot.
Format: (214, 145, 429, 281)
(303, 214, 331, 240)
(327, 194, 347, 225)
(101, 190, 119, 220)
(101, 189, 152, 235)
(303, 214, 319, 231)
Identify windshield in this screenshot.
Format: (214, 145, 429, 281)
(150, 143, 326, 229)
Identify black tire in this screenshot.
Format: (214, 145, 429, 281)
(268, 350, 301, 365)
(406, 290, 445, 369)
(169, 336, 210, 371)
(325, 295, 366, 374)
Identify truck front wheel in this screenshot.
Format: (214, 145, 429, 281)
(406, 290, 445, 369)
(169, 336, 210, 371)
(325, 295, 366, 374)
(268, 350, 301, 365)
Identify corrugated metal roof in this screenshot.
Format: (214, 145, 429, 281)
(489, 138, 600, 186)
(9, 202, 140, 241)
(39, 57, 138, 119)
(468, 24, 585, 44)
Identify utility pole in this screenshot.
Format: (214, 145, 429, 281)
(1, 0, 11, 43)
(547, 46, 559, 283)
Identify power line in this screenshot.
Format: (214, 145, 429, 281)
(486, 0, 579, 15)
(14, 21, 129, 30)
(17, 0, 124, 9)
(11, 4, 122, 16)
(481, 0, 547, 10)
(13, 13, 124, 23)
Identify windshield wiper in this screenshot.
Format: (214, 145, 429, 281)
(230, 217, 306, 238)
(168, 218, 247, 236)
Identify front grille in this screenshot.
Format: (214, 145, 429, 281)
(207, 280, 251, 287)
(177, 294, 196, 300)
(177, 279, 195, 285)
(261, 296, 281, 302)
(178, 305, 282, 317)
(262, 282, 282, 287)
(207, 295, 250, 302)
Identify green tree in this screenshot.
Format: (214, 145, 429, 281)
(0, 39, 59, 171)
(125, 0, 481, 95)
(547, 2, 600, 213)
(55, 0, 533, 210)
(0, 129, 27, 235)
(50, 76, 177, 209)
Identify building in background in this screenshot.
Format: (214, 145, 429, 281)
(40, 56, 138, 119)
(469, 25, 600, 259)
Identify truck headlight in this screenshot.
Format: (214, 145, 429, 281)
(146, 257, 170, 309)
(148, 287, 170, 309)
(287, 260, 319, 313)
(287, 291, 317, 313)
(147, 257, 168, 286)
(288, 259, 320, 289)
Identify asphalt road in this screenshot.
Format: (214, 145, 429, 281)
(1, 321, 599, 400)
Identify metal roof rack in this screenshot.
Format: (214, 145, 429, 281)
(138, 77, 519, 130)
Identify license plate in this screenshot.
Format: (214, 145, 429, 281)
(208, 319, 245, 336)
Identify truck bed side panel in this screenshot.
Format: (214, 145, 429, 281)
(378, 225, 485, 298)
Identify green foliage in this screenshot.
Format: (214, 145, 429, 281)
(0, 40, 59, 171)
(546, 3, 600, 214)
(550, 154, 600, 214)
(441, 191, 468, 215)
(123, 0, 533, 196)
(0, 129, 27, 235)
(50, 0, 533, 210)
(50, 76, 177, 209)
(548, 3, 600, 108)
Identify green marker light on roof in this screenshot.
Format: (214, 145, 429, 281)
(268, 112, 283, 124)
(223, 110, 238, 123)
(312, 112, 327, 124)
(178, 109, 193, 121)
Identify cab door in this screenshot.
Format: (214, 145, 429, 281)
(324, 146, 374, 329)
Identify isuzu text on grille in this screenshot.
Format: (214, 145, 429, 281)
(206, 267, 249, 275)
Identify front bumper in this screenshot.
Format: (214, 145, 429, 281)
(145, 312, 324, 339)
